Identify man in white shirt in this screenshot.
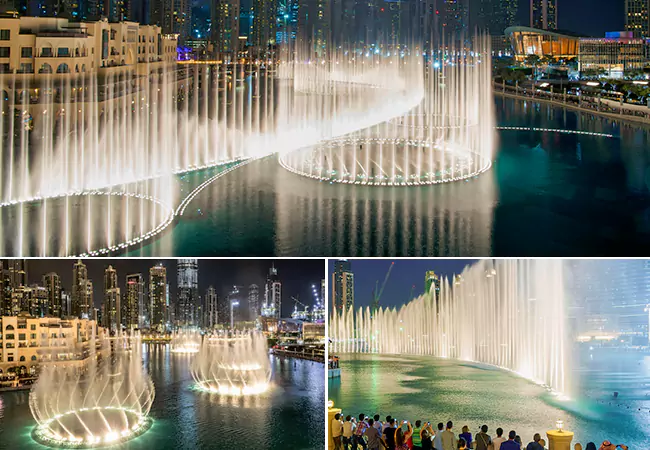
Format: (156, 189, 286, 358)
(342, 415, 357, 449)
(331, 413, 344, 450)
(493, 428, 507, 450)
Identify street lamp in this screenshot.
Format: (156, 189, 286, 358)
(230, 301, 239, 330)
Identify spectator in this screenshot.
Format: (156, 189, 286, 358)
(421, 422, 436, 450)
(493, 428, 506, 450)
(526, 433, 544, 450)
(396, 421, 414, 450)
(515, 435, 523, 448)
(575, 444, 583, 450)
(374, 414, 384, 432)
(332, 413, 343, 450)
(433, 423, 444, 450)
(441, 421, 457, 450)
(412, 420, 423, 450)
(343, 415, 356, 450)
(355, 414, 369, 450)
(539, 439, 546, 449)
(383, 418, 397, 450)
(585, 444, 597, 450)
(383, 416, 394, 434)
(501, 430, 520, 450)
(475, 425, 492, 450)
(365, 418, 388, 450)
(459, 426, 472, 449)
(458, 437, 468, 450)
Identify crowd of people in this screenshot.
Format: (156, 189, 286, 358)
(330, 414, 629, 450)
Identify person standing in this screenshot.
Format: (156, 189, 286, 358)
(433, 423, 444, 450)
(383, 418, 397, 450)
(412, 420, 423, 450)
(526, 433, 544, 450)
(475, 425, 492, 450)
(374, 415, 384, 433)
(420, 422, 435, 450)
(332, 413, 344, 450)
(343, 415, 356, 450)
(355, 414, 370, 450)
(396, 422, 414, 450)
(365, 418, 388, 450)
(441, 421, 457, 450)
(459, 426, 472, 449)
(501, 431, 521, 450)
(494, 428, 507, 450)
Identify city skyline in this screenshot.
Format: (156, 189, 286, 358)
(7, 259, 324, 319)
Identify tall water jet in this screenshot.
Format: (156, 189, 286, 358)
(170, 329, 201, 353)
(279, 36, 495, 186)
(191, 331, 272, 396)
(29, 332, 155, 448)
(330, 259, 571, 397)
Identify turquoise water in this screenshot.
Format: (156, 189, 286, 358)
(328, 350, 650, 449)
(123, 96, 650, 256)
(0, 345, 325, 449)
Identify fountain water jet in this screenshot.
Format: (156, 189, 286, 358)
(191, 331, 271, 396)
(29, 332, 155, 448)
(330, 259, 571, 397)
(170, 329, 201, 354)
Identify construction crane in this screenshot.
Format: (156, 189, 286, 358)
(291, 296, 309, 320)
(371, 262, 394, 314)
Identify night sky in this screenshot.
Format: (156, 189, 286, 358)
(327, 259, 477, 309)
(22, 259, 325, 318)
(515, 0, 625, 37)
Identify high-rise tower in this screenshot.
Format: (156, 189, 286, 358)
(332, 260, 354, 313)
(177, 259, 199, 327)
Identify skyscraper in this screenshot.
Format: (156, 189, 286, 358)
(43, 273, 62, 318)
(8, 259, 27, 290)
(211, 0, 240, 56)
(251, 0, 277, 52)
(103, 287, 121, 333)
(125, 273, 144, 329)
(471, 0, 518, 35)
(442, 0, 470, 40)
(298, 0, 331, 57)
(72, 260, 91, 318)
(151, 0, 192, 40)
(177, 259, 199, 327)
(263, 264, 281, 319)
(149, 264, 167, 332)
(28, 285, 49, 317)
(530, 0, 557, 30)
(332, 260, 354, 313)
(425, 271, 441, 300)
(227, 286, 243, 327)
(248, 284, 260, 320)
(205, 285, 218, 329)
(625, 0, 649, 38)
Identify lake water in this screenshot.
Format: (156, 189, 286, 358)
(328, 349, 650, 449)
(0, 345, 325, 449)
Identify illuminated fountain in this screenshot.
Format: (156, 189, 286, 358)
(330, 259, 571, 396)
(29, 333, 155, 448)
(170, 329, 201, 353)
(191, 331, 271, 396)
(279, 36, 495, 186)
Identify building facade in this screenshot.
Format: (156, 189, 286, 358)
(176, 258, 198, 327)
(72, 259, 91, 318)
(125, 273, 144, 329)
(263, 265, 281, 319)
(530, 0, 557, 31)
(625, 0, 649, 38)
(332, 259, 354, 313)
(149, 264, 167, 332)
(0, 314, 99, 378)
(205, 286, 218, 329)
(579, 32, 647, 78)
(248, 283, 259, 320)
(42, 273, 62, 318)
(211, 0, 240, 57)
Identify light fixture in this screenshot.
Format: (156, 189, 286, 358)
(328, 400, 334, 408)
(556, 419, 563, 432)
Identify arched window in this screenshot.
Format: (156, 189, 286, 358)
(19, 356, 25, 361)
(56, 63, 69, 74)
(75, 64, 79, 73)
(5, 324, 14, 330)
(31, 355, 37, 361)
(81, 64, 86, 72)
(39, 63, 52, 74)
